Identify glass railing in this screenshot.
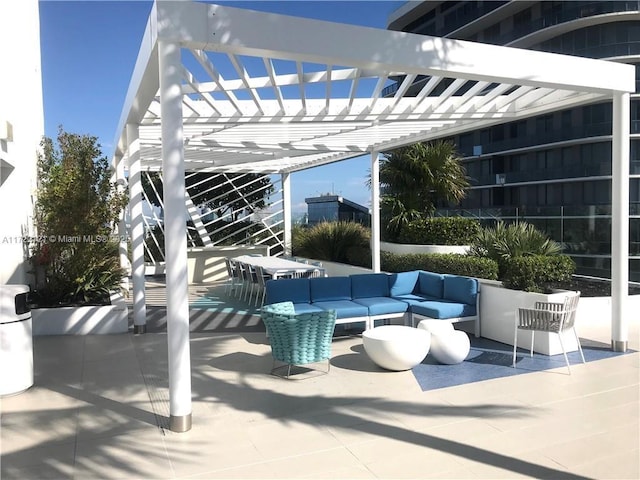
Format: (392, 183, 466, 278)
(434, 204, 640, 279)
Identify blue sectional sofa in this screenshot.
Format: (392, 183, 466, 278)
(264, 270, 480, 336)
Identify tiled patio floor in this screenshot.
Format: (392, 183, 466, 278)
(1, 280, 638, 479)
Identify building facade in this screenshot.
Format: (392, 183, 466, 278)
(0, 0, 44, 284)
(305, 195, 371, 227)
(387, 1, 640, 280)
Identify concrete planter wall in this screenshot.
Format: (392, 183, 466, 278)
(311, 260, 372, 277)
(32, 292, 128, 335)
(380, 241, 469, 255)
(144, 245, 270, 283)
(479, 281, 579, 355)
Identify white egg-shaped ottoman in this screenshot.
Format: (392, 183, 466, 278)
(418, 320, 470, 365)
(362, 325, 431, 371)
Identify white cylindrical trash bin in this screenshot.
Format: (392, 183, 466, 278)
(0, 284, 33, 396)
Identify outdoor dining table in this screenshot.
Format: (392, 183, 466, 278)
(232, 255, 325, 278)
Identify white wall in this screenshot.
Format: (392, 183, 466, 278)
(0, 0, 44, 284)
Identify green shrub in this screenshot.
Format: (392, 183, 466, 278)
(32, 130, 128, 306)
(398, 217, 481, 245)
(293, 221, 371, 267)
(469, 221, 562, 262)
(381, 251, 498, 279)
(469, 221, 570, 291)
(501, 255, 576, 293)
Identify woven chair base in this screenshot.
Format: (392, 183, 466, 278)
(270, 359, 331, 380)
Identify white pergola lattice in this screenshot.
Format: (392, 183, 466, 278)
(111, 1, 635, 432)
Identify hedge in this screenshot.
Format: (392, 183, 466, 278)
(398, 217, 481, 245)
(381, 251, 498, 280)
(501, 255, 576, 293)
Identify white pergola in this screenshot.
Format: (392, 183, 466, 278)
(112, 1, 635, 432)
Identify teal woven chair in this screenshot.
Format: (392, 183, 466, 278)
(261, 301, 337, 378)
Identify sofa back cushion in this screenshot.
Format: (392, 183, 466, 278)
(310, 276, 352, 302)
(443, 275, 478, 305)
(351, 273, 390, 298)
(388, 270, 419, 296)
(418, 271, 444, 298)
(265, 278, 310, 305)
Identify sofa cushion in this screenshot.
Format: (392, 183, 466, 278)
(291, 303, 326, 315)
(388, 270, 419, 296)
(313, 300, 368, 319)
(265, 278, 310, 305)
(418, 271, 444, 298)
(353, 297, 409, 316)
(310, 277, 352, 302)
(391, 293, 440, 306)
(351, 273, 390, 298)
(411, 300, 476, 319)
(443, 275, 478, 306)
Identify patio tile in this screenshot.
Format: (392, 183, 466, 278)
(0, 441, 76, 480)
(165, 441, 266, 478)
(364, 449, 466, 479)
(74, 403, 161, 441)
(3, 286, 638, 480)
(533, 423, 640, 468)
(73, 430, 172, 479)
(458, 450, 572, 479)
(186, 461, 280, 479)
(301, 465, 377, 479)
(572, 448, 640, 480)
(256, 447, 362, 479)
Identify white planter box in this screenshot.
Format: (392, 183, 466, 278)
(479, 282, 578, 355)
(32, 292, 128, 335)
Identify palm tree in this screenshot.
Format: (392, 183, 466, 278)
(378, 140, 470, 240)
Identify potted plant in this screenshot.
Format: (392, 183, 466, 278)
(469, 222, 579, 354)
(28, 129, 129, 335)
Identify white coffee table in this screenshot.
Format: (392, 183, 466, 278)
(418, 320, 470, 364)
(362, 325, 431, 371)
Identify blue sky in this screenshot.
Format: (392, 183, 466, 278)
(39, 0, 405, 214)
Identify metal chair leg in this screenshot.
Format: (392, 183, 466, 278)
(558, 333, 571, 374)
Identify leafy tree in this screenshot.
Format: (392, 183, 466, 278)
(32, 129, 128, 305)
(142, 171, 273, 221)
(376, 140, 470, 241)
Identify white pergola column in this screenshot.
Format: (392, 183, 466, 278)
(611, 91, 630, 352)
(127, 123, 146, 334)
(370, 151, 381, 273)
(282, 172, 292, 256)
(159, 40, 192, 432)
(115, 154, 129, 292)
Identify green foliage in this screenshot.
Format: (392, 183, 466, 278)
(469, 222, 562, 261)
(376, 140, 470, 241)
(469, 221, 574, 292)
(381, 252, 499, 280)
(501, 255, 576, 293)
(32, 129, 128, 306)
(293, 221, 371, 267)
(398, 217, 481, 245)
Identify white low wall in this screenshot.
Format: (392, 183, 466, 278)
(311, 260, 373, 277)
(32, 292, 128, 335)
(144, 245, 270, 283)
(479, 281, 579, 355)
(381, 242, 469, 255)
